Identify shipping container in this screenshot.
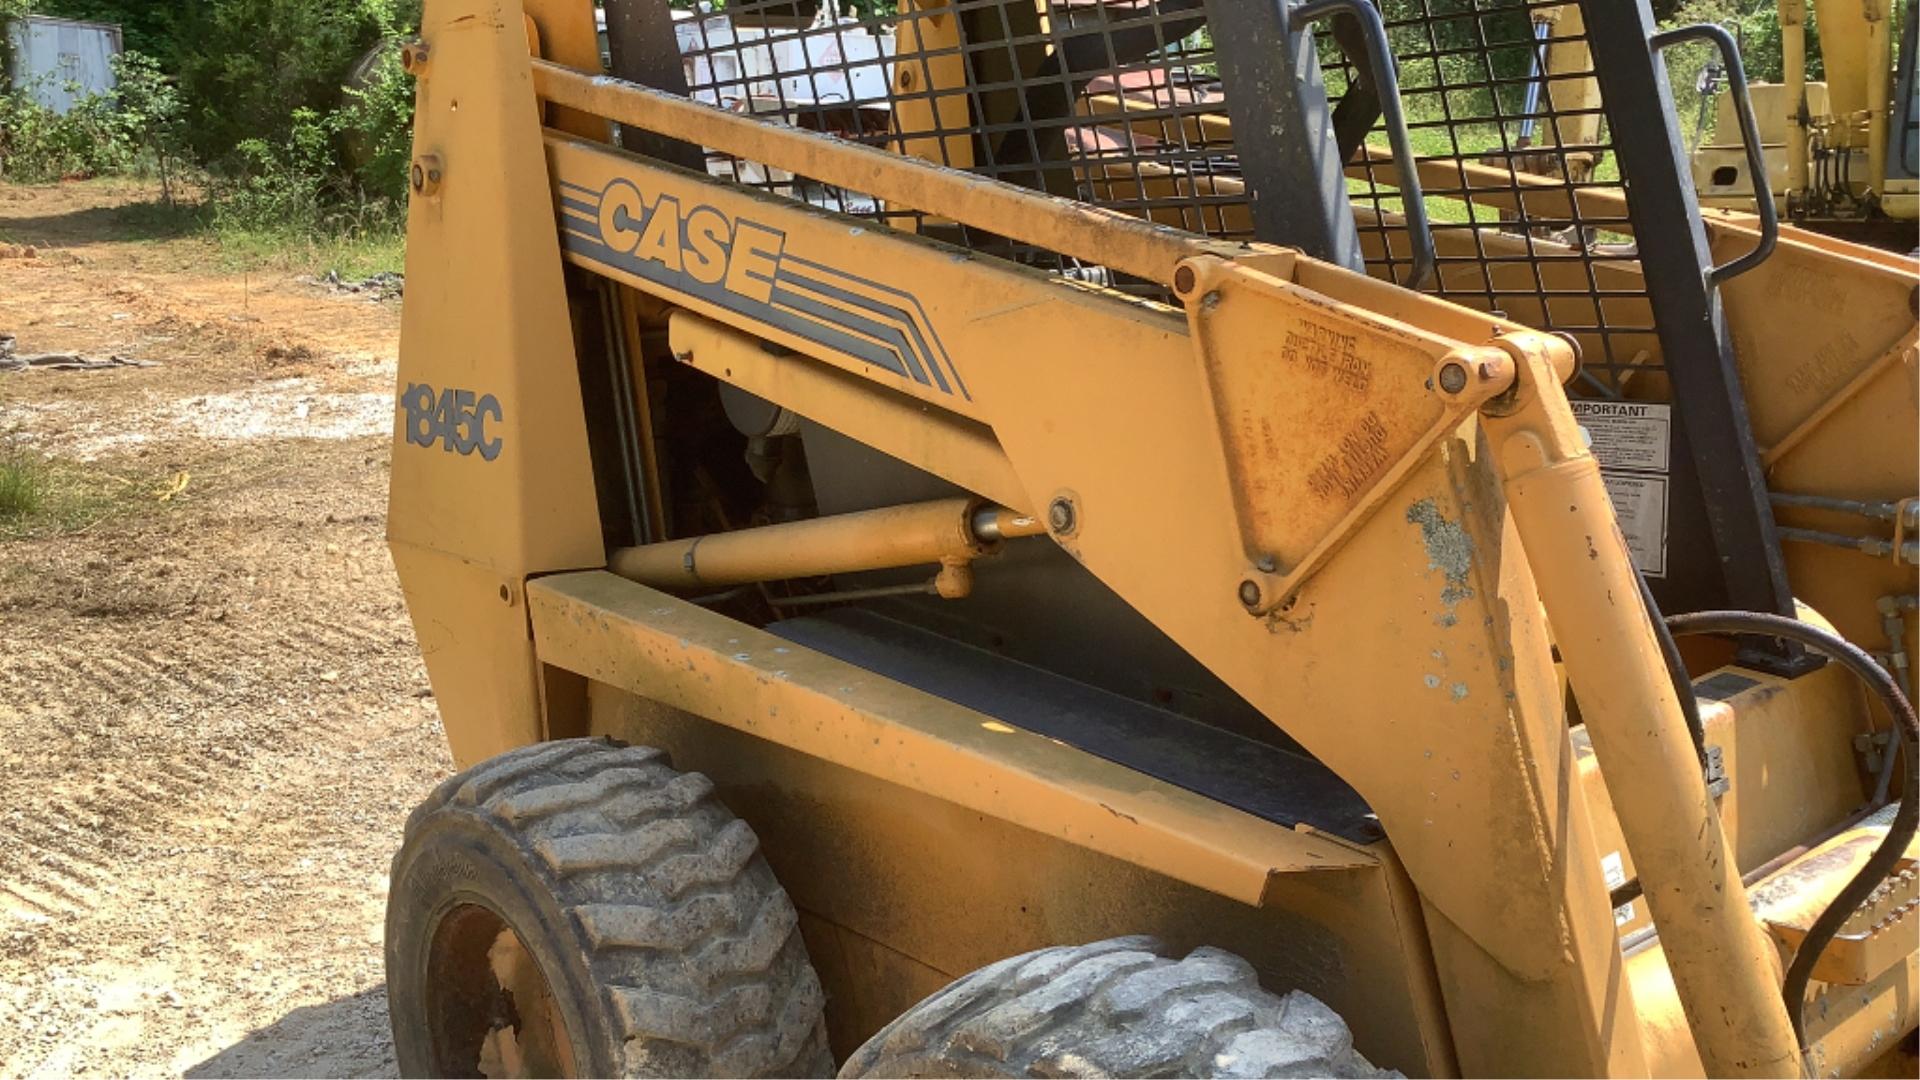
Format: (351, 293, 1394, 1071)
(4, 15, 123, 115)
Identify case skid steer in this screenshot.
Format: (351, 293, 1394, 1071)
(382, 0, 1920, 1075)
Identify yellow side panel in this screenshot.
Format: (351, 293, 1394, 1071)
(1723, 236, 1918, 666)
(524, 570, 1372, 904)
(588, 689, 1457, 1078)
(390, 542, 545, 766)
(389, 0, 605, 764)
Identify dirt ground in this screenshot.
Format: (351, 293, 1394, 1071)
(0, 180, 451, 1078)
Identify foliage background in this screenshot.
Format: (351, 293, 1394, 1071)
(0, 0, 423, 253)
(0, 0, 1863, 263)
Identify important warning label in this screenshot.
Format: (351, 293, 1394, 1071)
(1600, 473, 1670, 577)
(1601, 851, 1635, 927)
(1570, 400, 1672, 472)
(1573, 399, 1673, 578)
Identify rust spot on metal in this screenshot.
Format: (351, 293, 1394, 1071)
(1406, 498, 1474, 608)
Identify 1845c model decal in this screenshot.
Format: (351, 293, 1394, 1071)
(402, 382, 503, 460)
(556, 177, 966, 399)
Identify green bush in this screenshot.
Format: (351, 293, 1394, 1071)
(1663, 0, 1820, 146)
(337, 43, 417, 206)
(107, 51, 189, 195)
(0, 81, 114, 180)
(168, 0, 404, 166)
(0, 456, 45, 522)
(0, 51, 185, 183)
(2, 1, 421, 260)
(167, 0, 420, 239)
(212, 107, 337, 232)
(211, 104, 404, 241)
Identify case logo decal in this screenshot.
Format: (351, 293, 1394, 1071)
(557, 176, 966, 399)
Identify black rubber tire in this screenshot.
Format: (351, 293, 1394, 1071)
(386, 737, 833, 1078)
(838, 937, 1392, 1079)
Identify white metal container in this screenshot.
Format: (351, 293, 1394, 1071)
(5, 15, 124, 115)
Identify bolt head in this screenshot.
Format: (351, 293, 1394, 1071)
(1047, 497, 1076, 534)
(1438, 361, 1469, 394)
(411, 155, 443, 196)
(1237, 578, 1263, 608)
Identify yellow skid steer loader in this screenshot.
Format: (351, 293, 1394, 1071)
(382, 0, 1920, 1075)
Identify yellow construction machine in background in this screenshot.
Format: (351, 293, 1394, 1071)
(380, 0, 1919, 1076)
(1692, 0, 1918, 247)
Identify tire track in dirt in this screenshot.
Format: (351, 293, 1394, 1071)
(1, 611, 418, 883)
(2, 181, 451, 1077)
(2, 583, 446, 1075)
(0, 785, 152, 921)
(0, 640, 236, 720)
(0, 831, 108, 917)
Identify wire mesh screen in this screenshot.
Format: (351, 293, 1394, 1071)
(662, 0, 1656, 389)
(1323, 0, 1656, 395)
(669, 0, 1238, 287)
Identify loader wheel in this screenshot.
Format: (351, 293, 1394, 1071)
(838, 937, 1391, 1079)
(386, 737, 833, 1078)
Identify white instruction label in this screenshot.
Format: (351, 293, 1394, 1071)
(1599, 473, 1669, 577)
(1571, 401, 1672, 472)
(1573, 400, 1673, 578)
(1601, 851, 1636, 927)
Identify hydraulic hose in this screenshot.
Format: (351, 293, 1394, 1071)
(1663, 609, 1919, 1051)
(1638, 575, 1710, 770)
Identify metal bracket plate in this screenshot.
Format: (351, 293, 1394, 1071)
(1177, 254, 1523, 611)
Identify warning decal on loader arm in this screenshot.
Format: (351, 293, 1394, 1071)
(1572, 400, 1671, 577)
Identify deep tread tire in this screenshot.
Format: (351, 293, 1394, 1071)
(838, 937, 1392, 1079)
(387, 737, 833, 1078)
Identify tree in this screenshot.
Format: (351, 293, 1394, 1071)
(12, 1, 180, 59)
(166, 0, 411, 164)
